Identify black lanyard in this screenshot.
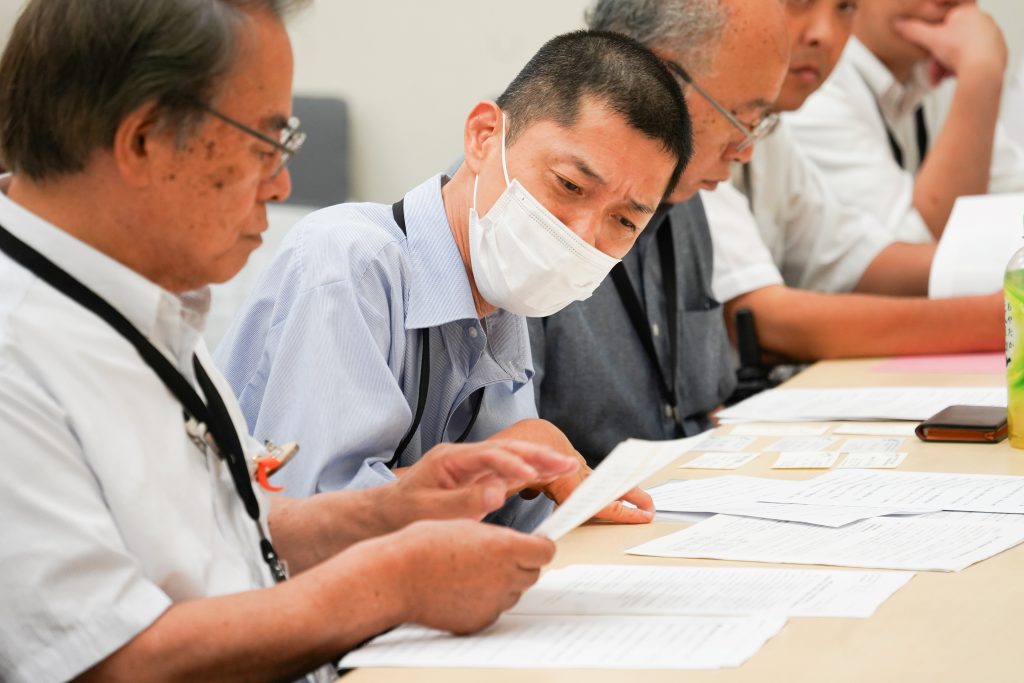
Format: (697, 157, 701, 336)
(0, 222, 287, 584)
(385, 199, 483, 468)
(610, 212, 682, 433)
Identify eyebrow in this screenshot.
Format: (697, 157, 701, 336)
(262, 113, 290, 133)
(564, 154, 656, 216)
(737, 98, 775, 114)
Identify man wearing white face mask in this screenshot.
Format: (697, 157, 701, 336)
(216, 30, 692, 531)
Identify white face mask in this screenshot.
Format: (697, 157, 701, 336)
(468, 115, 621, 318)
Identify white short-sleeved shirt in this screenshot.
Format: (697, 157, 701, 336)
(0, 178, 273, 683)
(1004, 56, 1024, 150)
(789, 37, 1024, 243)
(704, 121, 895, 304)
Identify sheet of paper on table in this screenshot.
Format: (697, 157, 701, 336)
(511, 564, 913, 619)
(693, 435, 758, 452)
(838, 453, 908, 469)
(648, 476, 932, 527)
(839, 437, 904, 453)
(929, 192, 1024, 298)
(338, 614, 787, 670)
(718, 387, 1004, 423)
(729, 424, 830, 436)
(533, 433, 706, 541)
(763, 436, 838, 452)
(833, 422, 920, 437)
(680, 452, 760, 470)
(771, 452, 838, 469)
(627, 514, 1024, 572)
(761, 470, 1024, 513)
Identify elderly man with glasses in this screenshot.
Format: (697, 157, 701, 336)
(0, 1, 590, 681)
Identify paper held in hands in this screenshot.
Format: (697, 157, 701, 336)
(533, 433, 707, 540)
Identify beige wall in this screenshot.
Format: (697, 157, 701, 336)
(0, 0, 1020, 202)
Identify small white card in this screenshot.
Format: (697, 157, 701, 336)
(730, 424, 829, 437)
(681, 453, 760, 470)
(763, 436, 838, 453)
(837, 452, 907, 469)
(840, 438, 904, 453)
(693, 435, 758, 452)
(833, 423, 919, 437)
(771, 452, 839, 469)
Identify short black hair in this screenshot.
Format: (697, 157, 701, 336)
(0, 0, 308, 181)
(496, 29, 692, 198)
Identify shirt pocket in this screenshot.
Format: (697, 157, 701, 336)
(677, 299, 736, 416)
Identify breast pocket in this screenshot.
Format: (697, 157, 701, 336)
(678, 299, 736, 416)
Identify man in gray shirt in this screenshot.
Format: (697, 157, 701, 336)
(531, 0, 789, 464)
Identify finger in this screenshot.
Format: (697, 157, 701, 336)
(592, 499, 655, 525)
(892, 18, 942, 48)
(509, 566, 542, 591)
(509, 533, 557, 569)
(486, 439, 579, 479)
(445, 448, 539, 489)
(621, 486, 655, 513)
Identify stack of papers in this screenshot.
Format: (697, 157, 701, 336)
(718, 387, 1004, 423)
(338, 614, 786, 670)
(512, 564, 913, 619)
(628, 514, 1024, 572)
(648, 476, 935, 527)
(760, 470, 1024, 513)
(339, 564, 913, 670)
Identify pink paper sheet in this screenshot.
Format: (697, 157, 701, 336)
(872, 352, 1005, 375)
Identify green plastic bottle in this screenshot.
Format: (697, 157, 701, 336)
(1005, 229, 1024, 448)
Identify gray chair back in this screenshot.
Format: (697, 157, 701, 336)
(287, 95, 350, 207)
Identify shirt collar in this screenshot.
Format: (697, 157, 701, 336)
(846, 37, 931, 120)
(0, 175, 210, 366)
(401, 174, 481, 330)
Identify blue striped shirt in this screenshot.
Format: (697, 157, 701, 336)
(215, 175, 551, 531)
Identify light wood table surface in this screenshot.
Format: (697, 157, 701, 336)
(347, 357, 1024, 683)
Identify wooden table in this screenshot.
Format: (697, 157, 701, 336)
(348, 357, 1024, 683)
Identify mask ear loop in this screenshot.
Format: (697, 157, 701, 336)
(472, 111, 511, 212)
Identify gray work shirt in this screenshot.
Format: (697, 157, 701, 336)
(529, 195, 735, 467)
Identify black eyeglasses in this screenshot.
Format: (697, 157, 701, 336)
(202, 106, 306, 177)
(664, 60, 779, 153)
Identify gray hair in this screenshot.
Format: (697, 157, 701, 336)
(585, 0, 729, 74)
(0, 0, 309, 181)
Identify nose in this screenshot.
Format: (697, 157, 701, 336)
(805, 3, 837, 48)
(262, 166, 292, 203)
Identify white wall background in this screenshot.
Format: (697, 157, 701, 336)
(0, 0, 1020, 203)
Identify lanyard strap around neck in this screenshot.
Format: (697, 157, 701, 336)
(0, 222, 287, 583)
(863, 73, 929, 169)
(386, 199, 483, 468)
(609, 212, 682, 432)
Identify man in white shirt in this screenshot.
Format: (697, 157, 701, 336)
(701, 0, 1001, 360)
(0, 2, 578, 681)
(789, 0, 1024, 240)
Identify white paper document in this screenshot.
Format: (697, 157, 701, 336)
(648, 476, 922, 527)
(771, 452, 839, 469)
(534, 434, 705, 540)
(840, 438, 904, 453)
(511, 564, 913, 619)
(762, 470, 1024, 514)
(929, 192, 1024, 298)
(693, 435, 758, 452)
(718, 387, 1004, 423)
(338, 614, 787, 670)
(833, 422, 920, 437)
(764, 436, 838, 452)
(680, 452, 760, 470)
(730, 424, 830, 436)
(838, 453, 908, 469)
(627, 514, 1024, 571)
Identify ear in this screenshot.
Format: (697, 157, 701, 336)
(462, 101, 503, 176)
(111, 100, 172, 188)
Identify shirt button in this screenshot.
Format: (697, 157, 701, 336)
(467, 326, 479, 339)
(664, 404, 673, 418)
(651, 323, 661, 337)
